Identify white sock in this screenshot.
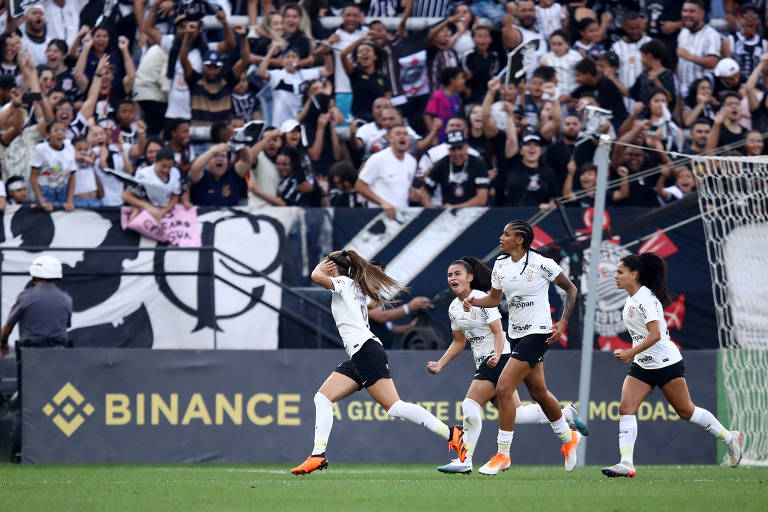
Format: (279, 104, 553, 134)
(387, 399, 450, 439)
(550, 414, 572, 444)
(515, 403, 549, 425)
(689, 406, 731, 443)
(619, 414, 637, 465)
(561, 404, 574, 424)
(311, 392, 333, 455)
(461, 398, 482, 460)
(497, 429, 514, 455)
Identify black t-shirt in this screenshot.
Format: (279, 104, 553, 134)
(467, 131, 505, 169)
(425, 154, 489, 205)
(613, 162, 659, 207)
(349, 67, 391, 121)
(502, 155, 559, 207)
(544, 138, 597, 191)
(642, 1, 681, 66)
(572, 77, 628, 130)
(286, 33, 312, 59)
(717, 123, 745, 148)
(463, 50, 500, 105)
(630, 69, 678, 110)
(277, 170, 312, 206)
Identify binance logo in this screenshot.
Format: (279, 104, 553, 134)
(42, 383, 95, 437)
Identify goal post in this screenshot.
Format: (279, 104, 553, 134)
(693, 155, 768, 465)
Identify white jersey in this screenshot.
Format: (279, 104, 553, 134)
(622, 286, 682, 370)
(329, 275, 380, 358)
(491, 251, 562, 338)
(677, 25, 722, 97)
(448, 289, 510, 369)
(535, 3, 565, 41)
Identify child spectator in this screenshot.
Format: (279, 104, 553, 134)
(250, 146, 315, 206)
(535, 0, 567, 41)
(340, 37, 391, 122)
(461, 26, 500, 105)
(71, 136, 103, 207)
(563, 161, 629, 208)
(424, 67, 465, 143)
(656, 165, 696, 205)
(29, 120, 76, 212)
(540, 30, 582, 94)
(123, 147, 181, 221)
(319, 161, 362, 207)
(4, 176, 29, 205)
(573, 18, 604, 59)
(91, 121, 132, 207)
(426, 15, 461, 93)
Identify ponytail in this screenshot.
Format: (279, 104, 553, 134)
(327, 250, 407, 307)
(620, 253, 673, 307)
(452, 256, 492, 292)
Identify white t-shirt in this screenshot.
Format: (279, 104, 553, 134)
(417, 142, 480, 177)
(73, 162, 98, 195)
(248, 152, 281, 208)
(135, 164, 182, 207)
(95, 145, 126, 206)
(268, 67, 323, 130)
(623, 286, 682, 370)
(449, 289, 510, 369)
(160, 35, 204, 119)
(355, 121, 386, 147)
(491, 251, 562, 338)
(44, 0, 84, 48)
(539, 49, 582, 94)
(20, 27, 50, 66)
(332, 26, 367, 93)
(29, 140, 76, 189)
(328, 275, 379, 358)
(357, 146, 416, 210)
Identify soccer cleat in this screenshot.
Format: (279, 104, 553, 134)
(291, 455, 329, 475)
(565, 403, 590, 437)
(437, 458, 472, 474)
(561, 430, 581, 472)
(448, 425, 468, 462)
(478, 452, 511, 475)
(726, 431, 743, 468)
(601, 461, 636, 478)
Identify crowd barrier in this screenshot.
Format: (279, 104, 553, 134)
(22, 348, 718, 464)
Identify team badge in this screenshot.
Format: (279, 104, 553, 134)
(628, 306, 635, 318)
(523, 269, 534, 282)
(469, 308, 478, 320)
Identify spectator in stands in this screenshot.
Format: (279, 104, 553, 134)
(232, 72, 261, 122)
(350, 96, 392, 154)
(418, 115, 481, 178)
(189, 143, 249, 207)
(637, 88, 683, 153)
(744, 129, 764, 156)
(629, 39, 678, 112)
(534, 83, 562, 142)
(257, 42, 333, 130)
(540, 29, 581, 95)
(0, 32, 21, 86)
(683, 77, 718, 127)
(563, 161, 629, 208)
(90, 121, 131, 207)
(450, 4, 476, 57)
(682, 118, 711, 155)
(45, 40, 79, 102)
(421, 129, 489, 208)
(4, 176, 29, 206)
(573, 17, 604, 59)
(182, 24, 251, 131)
(142, 5, 236, 121)
(340, 36, 391, 122)
(74, 45, 135, 124)
(280, 3, 315, 64)
(545, 112, 596, 189)
(424, 66, 465, 143)
(44, 0, 85, 49)
(123, 146, 181, 221)
(677, 0, 721, 98)
(134, 137, 164, 170)
(247, 127, 283, 208)
(707, 91, 746, 150)
(20, 5, 50, 66)
(280, 119, 313, 175)
(367, 17, 409, 100)
(462, 26, 500, 105)
(329, 4, 367, 121)
(426, 15, 460, 93)
(466, 104, 501, 168)
(535, 0, 566, 41)
(303, 0, 329, 40)
(722, 3, 767, 83)
(249, 11, 286, 62)
(319, 160, 361, 207)
(355, 124, 421, 218)
(250, 146, 316, 206)
(29, 120, 76, 212)
(610, 11, 651, 112)
(656, 165, 696, 205)
(165, 118, 195, 175)
(500, 133, 558, 209)
(302, 93, 342, 176)
(713, 58, 744, 101)
(611, 140, 660, 208)
(133, 42, 168, 137)
(567, 58, 627, 130)
(71, 135, 103, 208)
(75, 26, 131, 96)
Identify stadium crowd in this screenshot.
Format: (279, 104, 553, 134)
(0, 0, 764, 217)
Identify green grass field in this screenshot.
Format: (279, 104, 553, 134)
(1, 464, 766, 511)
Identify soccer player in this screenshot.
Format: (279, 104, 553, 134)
(602, 253, 743, 478)
(428, 256, 588, 474)
(463, 221, 581, 474)
(291, 250, 467, 475)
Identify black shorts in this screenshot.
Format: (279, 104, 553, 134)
(473, 354, 511, 387)
(628, 360, 685, 388)
(333, 339, 392, 389)
(508, 333, 549, 368)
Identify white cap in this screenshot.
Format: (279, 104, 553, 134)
(280, 119, 300, 133)
(714, 58, 740, 78)
(27, 3, 45, 13)
(29, 255, 63, 279)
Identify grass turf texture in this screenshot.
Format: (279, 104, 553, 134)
(1, 464, 766, 511)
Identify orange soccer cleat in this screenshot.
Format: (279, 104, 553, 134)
(478, 452, 511, 475)
(291, 455, 329, 475)
(448, 425, 468, 462)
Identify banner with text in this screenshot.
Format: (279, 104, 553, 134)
(23, 348, 717, 464)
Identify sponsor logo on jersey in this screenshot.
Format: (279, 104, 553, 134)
(638, 355, 653, 363)
(509, 296, 535, 309)
(510, 324, 533, 332)
(539, 264, 553, 278)
(638, 304, 647, 318)
(523, 269, 534, 282)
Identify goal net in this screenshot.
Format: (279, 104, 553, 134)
(694, 155, 768, 465)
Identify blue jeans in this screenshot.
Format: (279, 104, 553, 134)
(40, 185, 69, 206)
(74, 196, 102, 208)
(471, 0, 507, 24)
